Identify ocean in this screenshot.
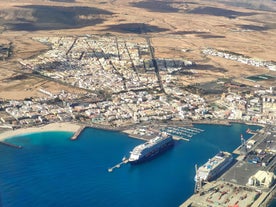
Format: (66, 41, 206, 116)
(0, 123, 273, 207)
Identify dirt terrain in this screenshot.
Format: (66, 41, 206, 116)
(0, 0, 275, 99)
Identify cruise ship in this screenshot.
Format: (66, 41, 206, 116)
(195, 151, 233, 182)
(128, 133, 174, 164)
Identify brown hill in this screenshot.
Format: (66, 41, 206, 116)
(0, 0, 275, 99)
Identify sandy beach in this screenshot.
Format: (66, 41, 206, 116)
(0, 122, 81, 141)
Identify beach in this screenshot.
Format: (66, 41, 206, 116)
(0, 122, 81, 141)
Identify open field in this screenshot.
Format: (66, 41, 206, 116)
(0, 0, 275, 100)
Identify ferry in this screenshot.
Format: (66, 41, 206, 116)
(128, 132, 174, 164)
(195, 151, 233, 182)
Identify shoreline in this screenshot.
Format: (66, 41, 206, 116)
(0, 120, 265, 142)
(0, 122, 82, 141)
(0, 121, 274, 207)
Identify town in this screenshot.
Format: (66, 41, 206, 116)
(0, 35, 275, 130)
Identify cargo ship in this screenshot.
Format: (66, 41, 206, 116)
(128, 133, 174, 164)
(195, 151, 233, 182)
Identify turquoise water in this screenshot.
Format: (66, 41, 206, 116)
(0, 123, 267, 207)
(270, 199, 276, 207)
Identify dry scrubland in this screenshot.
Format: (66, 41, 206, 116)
(0, 0, 275, 99)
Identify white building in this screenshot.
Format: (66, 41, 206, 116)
(248, 170, 275, 188)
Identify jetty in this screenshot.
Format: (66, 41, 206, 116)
(108, 157, 129, 173)
(70, 126, 86, 140)
(172, 135, 190, 142)
(0, 141, 22, 149)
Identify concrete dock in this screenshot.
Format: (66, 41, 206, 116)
(180, 181, 264, 207)
(180, 125, 276, 207)
(173, 135, 190, 142)
(108, 158, 129, 172)
(70, 126, 86, 140)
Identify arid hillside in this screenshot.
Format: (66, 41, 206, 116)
(0, 0, 275, 99)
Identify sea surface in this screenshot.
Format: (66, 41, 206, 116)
(0, 123, 273, 207)
(271, 198, 276, 207)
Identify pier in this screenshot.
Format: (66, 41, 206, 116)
(108, 157, 129, 173)
(70, 126, 86, 140)
(0, 141, 22, 149)
(172, 135, 190, 142)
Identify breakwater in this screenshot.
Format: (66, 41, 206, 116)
(70, 126, 86, 140)
(0, 141, 22, 149)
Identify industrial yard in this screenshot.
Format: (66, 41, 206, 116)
(181, 125, 276, 207)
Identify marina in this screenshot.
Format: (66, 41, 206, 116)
(162, 126, 204, 140)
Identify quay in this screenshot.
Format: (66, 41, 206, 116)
(180, 125, 276, 207)
(192, 119, 231, 126)
(180, 181, 265, 207)
(162, 126, 204, 140)
(70, 126, 86, 140)
(0, 141, 22, 149)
